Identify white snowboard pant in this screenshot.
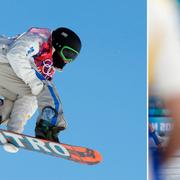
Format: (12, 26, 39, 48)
(0, 63, 38, 133)
(0, 63, 66, 133)
(0, 96, 37, 133)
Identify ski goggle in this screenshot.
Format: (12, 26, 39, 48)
(59, 46, 79, 63)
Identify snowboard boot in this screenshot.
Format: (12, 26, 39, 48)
(35, 119, 64, 143)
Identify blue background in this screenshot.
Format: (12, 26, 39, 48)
(0, 0, 146, 179)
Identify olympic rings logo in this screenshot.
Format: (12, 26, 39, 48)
(41, 59, 55, 78)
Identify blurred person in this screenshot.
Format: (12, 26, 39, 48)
(0, 27, 81, 153)
(149, 0, 180, 179)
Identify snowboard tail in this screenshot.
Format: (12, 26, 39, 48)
(0, 129, 102, 165)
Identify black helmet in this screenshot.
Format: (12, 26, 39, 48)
(52, 27, 82, 69)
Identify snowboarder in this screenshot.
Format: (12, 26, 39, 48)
(0, 27, 82, 153)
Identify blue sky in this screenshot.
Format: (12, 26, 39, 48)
(0, 0, 146, 179)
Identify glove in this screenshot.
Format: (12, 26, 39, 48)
(35, 106, 66, 142)
(28, 78, 44, 96)
(35, 119, 62, 143)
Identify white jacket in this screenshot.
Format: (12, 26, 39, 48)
(0, 28, 52, 95)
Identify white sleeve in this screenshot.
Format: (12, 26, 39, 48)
(6, 34, 44, 95)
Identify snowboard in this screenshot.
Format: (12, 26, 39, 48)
(0, 128, 102, 165)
